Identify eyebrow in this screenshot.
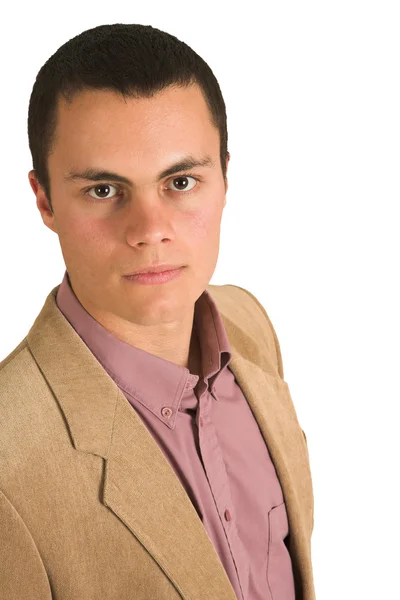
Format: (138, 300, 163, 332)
(64, 155, 215, 186)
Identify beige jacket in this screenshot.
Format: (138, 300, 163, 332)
(0, 283, 315, 599)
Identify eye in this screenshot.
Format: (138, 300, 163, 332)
(86, 183, 121, 201)
(167, 175, 198, 193)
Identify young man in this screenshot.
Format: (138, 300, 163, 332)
(0, 23, 315, 600)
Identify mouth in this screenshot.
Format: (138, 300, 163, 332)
(124, 264, 185, 276)
(123, 266, 186, 285)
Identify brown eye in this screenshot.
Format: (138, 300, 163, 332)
(168, 175, 197, 192)
(87, 183, 119, 200)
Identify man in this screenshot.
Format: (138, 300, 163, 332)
(0, 23, 315, 600)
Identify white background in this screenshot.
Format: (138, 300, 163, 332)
(1, 2, 399, 598)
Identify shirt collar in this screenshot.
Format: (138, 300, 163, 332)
(56, 270, 232, 420)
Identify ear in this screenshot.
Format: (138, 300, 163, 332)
(28, 170, 58, 234)
(224, 152, 230, 195)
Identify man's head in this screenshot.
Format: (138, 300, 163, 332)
(27, 23, 229, 333)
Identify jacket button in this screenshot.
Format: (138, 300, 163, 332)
(224, 509, 231, 521)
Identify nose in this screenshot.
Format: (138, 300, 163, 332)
(124, 192, 176, 248)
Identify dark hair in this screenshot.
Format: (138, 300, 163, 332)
(27, 23, 229, 213)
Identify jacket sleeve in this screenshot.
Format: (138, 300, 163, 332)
(0, 488, 52, 599)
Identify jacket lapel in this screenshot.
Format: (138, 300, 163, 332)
(27, 285, 309, 599)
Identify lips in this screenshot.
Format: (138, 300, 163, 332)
(125, 264, 184, 276)
(123, 266, 185, 285)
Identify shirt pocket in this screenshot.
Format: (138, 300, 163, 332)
(266, 501, 296, 600)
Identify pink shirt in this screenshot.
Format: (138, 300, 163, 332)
(56, 271, 296, 600)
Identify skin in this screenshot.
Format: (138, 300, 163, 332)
(29, 83, 229, 376)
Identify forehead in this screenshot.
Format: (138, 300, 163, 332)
(49, 84, 219, 179)
(53, 84, 216, 152)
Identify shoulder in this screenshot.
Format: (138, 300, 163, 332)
(206, 283, 284, 378)
(0, 339, 37, 402)
(0, 338, 29, 372)
(0, 339, 51, 452)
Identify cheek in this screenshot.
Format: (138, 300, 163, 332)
(59, 214, 113, 260)
(184, 205, 222, 241)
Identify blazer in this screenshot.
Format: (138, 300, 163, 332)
(0, 282, 315, 600)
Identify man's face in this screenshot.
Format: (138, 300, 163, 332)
(32, 83, 229, 329)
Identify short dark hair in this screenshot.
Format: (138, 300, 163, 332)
(27, 23, 229, 212)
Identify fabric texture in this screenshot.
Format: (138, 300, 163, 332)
(0, 280, 315, 599)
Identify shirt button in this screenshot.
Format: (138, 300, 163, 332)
(161, 407, 173, 419)
(224, 509, 231, 521)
